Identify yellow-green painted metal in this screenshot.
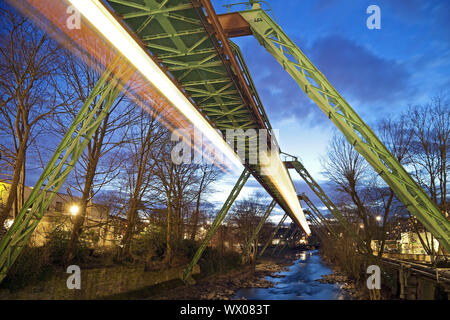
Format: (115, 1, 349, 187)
(183, 168, 250, 281)
(240, 199, 276, 262)
(276, 228, 298, 255)
(0, 59, 129, 282)
(271, 226, 292, 256)
(105, 0, 261, 131)
(285, 159, 368, 252)
(259, 213, 286, 256)
(240, 7, 450, 251)
(300, 194, 337, 238)
(104, 0, 306, 231)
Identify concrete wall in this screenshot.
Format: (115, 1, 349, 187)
(0, 264, 199, 300)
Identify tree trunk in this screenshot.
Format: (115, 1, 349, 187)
(190, 172, 205, 240)
(0, 128, 29, 229)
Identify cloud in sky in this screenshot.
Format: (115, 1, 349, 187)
(240, 34, 412, 126)
(308, 34, 411, 106)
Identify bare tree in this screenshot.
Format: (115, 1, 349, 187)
(407, 97, 449, 212)
(321, 133, 373, 252)
(406, 96, 449, 256)
(58, 53, 131, 263)
(190, 163, 221, 240)
(369, 114, 413, 256)
(227, 193, 266, 252)
(0, 8, 62, 231)
(119, 107, 165, 259)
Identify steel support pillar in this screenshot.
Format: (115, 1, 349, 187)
(285, 158, 366, 250)
(279, 229, 298, 255)
(299, 194, 338, 238)
(307, 211, 328, 240)
(241, 199, 276, 263)
(183, 168, 250, 281)
(0, 58, 130, 283)
(272, 226, 293, 256)
(240, 7, 450, 251)
(259, 213, 287, 257)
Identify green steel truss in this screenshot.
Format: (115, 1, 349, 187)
(106, 0, 262, 131)
(271, 225, 292, 255)
(278, 229, 298, 255)
(183, 168, 250, 281)
(285, 159, 367, 250)
(0, 58, 130, 282)
(272, 227, 296, 256)
(240, 7, 450, 251)
(105, 0, 304, 230)
(240, 199, 276, 263)
(299, 194, 337, 238)
(259, 213, 286, 256)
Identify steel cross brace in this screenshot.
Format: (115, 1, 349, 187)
(286, 159, 368, 252)
(0, 58, 130, 282)
(240, 7, 450, 251)
(240, 199, 276, 263)
(299, 194, 338, 239)
(259, 213, 287, 257)
(306, 210, 328, 240)
(278, 229, 298, 255)
(271, 226, 294, 256)
(183, 168, 250, 281)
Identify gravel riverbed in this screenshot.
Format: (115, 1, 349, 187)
(150, 255, 294, 300)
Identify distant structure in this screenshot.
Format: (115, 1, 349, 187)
(0, 182, 121, 247)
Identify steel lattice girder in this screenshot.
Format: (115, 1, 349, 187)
(239, 7, 450, 251)
(259, 213, 287, 256)
(104, 0, 308, 232)
(241, 199, 276, 261)
(279, 229, 298, 254)
(299, 194, 337, 238)
(183, 168, 250, 281)
(105, 0, 261, 131)
(0, 58, 131, 282)
(285, 159, 368, 251)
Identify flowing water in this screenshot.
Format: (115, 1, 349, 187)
(233, 250, 352, 300)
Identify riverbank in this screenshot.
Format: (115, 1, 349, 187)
(148, 253, 296, 300)
(318, 254, 369, 300)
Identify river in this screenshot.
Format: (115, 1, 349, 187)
(233, 250, 352, 300)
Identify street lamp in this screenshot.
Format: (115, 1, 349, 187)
(70, 205, 80, 216)
(376, 215, 382, 222)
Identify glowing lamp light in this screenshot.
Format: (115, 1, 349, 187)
(5, 219, 14, 229)
(376, 215, 382, 222)
(360, 224, 364, 229)
(70, 205, 80, 216)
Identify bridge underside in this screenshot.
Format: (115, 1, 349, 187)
(105, 0, 307, 230)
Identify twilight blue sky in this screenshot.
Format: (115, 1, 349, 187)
(8, 0, 449, 225)
(208, 0, 450, 223)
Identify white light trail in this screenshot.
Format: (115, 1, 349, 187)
(68, 0, 310, 234)
(68, 0, 242, 169)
